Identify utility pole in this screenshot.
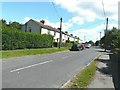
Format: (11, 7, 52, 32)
(99, 32, 101, 46)
(105, 17, 108, 51)
(59, 17, 62, 48)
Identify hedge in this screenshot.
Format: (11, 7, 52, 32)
(53, 42, 72, 47)
(2, 25, 53, 50)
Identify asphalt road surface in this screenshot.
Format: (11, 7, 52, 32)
(2, 47, 101, 88)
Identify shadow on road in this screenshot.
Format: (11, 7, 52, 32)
(96, 53, 120, 90)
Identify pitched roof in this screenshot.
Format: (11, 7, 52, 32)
(25, 19, 81, 40)
(29, 19, 60, 33)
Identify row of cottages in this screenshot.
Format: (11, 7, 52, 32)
(21, 19, 82, 43)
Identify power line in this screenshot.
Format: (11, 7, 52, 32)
(101, 0, 108, 33)
(101, 0, 106, 19)
(69, 21, 103, 31)
(51, 2, 60, 18)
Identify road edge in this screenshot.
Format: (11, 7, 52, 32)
(60, 53, 102, 88)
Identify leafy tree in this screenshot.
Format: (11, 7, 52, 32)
(88, 40, 94, 46)
(100, 27, 119, 50)
(0, 19, 6, 24)
(95, 40, 99, 46)
(9, 21, 22, 29)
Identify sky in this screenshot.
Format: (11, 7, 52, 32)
(1, 0, 119, 42)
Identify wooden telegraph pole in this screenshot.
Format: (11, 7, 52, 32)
(59, 17, 62, 48)
(100, 32, 101, 46)
(105, 17, 108, 51)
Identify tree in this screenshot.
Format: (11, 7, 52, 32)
(95, 40, 99, 46)
(100, 27, 119, 49)
(9, 21, 22, 29)
(88, 40, 94, 46)
(0, 19, 7, 25)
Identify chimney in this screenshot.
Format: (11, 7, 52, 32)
(65, 31, 68, 34)
(70, 34, 73, 36)
(40, 20, 45, 24)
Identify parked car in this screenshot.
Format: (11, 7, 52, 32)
(81, 44, 86, 50)
(85, 44, 91, 48)
(70, 43, 82, 51)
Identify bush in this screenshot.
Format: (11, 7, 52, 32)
(53, 42, 72, 47)
(2, 25, 53, 50)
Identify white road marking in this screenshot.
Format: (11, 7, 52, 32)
(10, 60, 53, 73)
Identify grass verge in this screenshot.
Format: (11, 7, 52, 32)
(68, 60, 96, 88)
(1, 47, 70, 59)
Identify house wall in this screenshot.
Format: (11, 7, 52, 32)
(78, 39, 82, 43)
(69, 36, 74, 42)
(21, 25, 26, 32)
(62, 34, 68, 42)
(27, 20, 41, 33)
(41, 28, 55, 36)
(49, 30, 55, 36)
(74, 38, 78, 42)
(21, 20, 41, 33)
(54, 32, 60, 42)
(41, 28, 48, 34)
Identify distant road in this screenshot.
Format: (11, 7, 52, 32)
(2, 47, 101, 88)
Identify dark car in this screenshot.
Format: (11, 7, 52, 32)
(70, 43, 82, 51)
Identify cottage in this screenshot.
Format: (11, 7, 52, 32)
(21, 19, 82, 43)
(21, 19, 60, 42)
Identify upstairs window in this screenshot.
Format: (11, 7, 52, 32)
(54, 31, 56, 36)
(48, 30, 50, 35)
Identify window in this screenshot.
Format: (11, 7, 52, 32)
(29, 27, 31, 32)
(54, 31, 56, 36)
(48, 30, 50, 34)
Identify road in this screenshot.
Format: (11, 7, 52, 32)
(2, 47, 101, 88)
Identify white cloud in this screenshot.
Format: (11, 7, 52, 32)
(23, 17, 31, 22)
(22, 0, 119, 42)
(53, 0, 119, 22)
(52, 0, 119, 42)
(69, 16, 84, 25)
(70, 23, 118, 42)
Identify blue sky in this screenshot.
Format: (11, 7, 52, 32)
(1, 0, 119, 42)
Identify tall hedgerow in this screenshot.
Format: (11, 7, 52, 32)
(2, 25, 53, 50)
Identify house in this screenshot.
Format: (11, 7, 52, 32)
(69, 34, 74, 42)
(21, 19, 60, 42)
(78, 38, 82, 43)
(61, 31, 69, 42)
(21, 19, 82, 43)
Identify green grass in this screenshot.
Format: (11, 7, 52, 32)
(69, 60, 96, 88)
(1, 47, 70, 59)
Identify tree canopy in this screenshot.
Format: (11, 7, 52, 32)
(100, 27, 120, 50)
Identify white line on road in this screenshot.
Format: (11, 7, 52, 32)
(10, 60, 53, 73)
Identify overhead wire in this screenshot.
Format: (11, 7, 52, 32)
(101, 0, 107, 19)
(51, 2, 60, 19)
(101, 0, 108, 32)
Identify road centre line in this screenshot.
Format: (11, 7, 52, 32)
(10, 60, 53, 73)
